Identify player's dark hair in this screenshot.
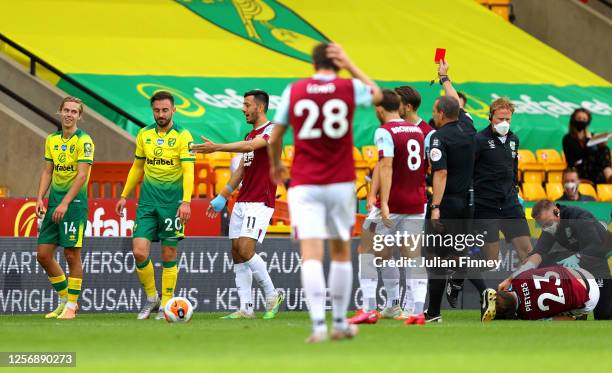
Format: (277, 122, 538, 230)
(495, 291, 518, 320)
(378, 89, 401, 112)
(312, 43, 339, 72)
(435, 96, 460, 119)
(150, 91, 174, 106)
(457, 91, 467, 106)
(531, 199, 555, 219)
(244, 89, 269, 112)
(395, 86, 421, 111)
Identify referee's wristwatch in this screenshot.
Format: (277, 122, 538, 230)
(430, 204, 441, 210)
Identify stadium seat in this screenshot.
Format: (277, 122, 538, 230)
(207, 152, 231, 168)
(535, 149, 566, 172)
(578, 183, 598, 200)
(545, 183, 564, 201)
(361, 146, 378, 167)
(282, 145, 295, 162)
(517, 149, 544, 175)
(521, 183, 547, 201)
(276, 184, 287, 201)
(547, 170, 563, 184)
(214, 168, 231, 194)
(0, 186, 8, 197)
(196, 153, 207, 162)
(522, 171, 544, 184)
(596, 184, 612, 202)
(353, 147, 368, 168)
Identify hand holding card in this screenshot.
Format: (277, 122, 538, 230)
(434, 48, 446, 64)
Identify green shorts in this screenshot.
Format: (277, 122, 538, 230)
(37, 206, 87, 248)
(133, 203, 184, 246)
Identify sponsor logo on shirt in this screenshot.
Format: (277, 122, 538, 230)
(58, 153, 66, 163)
(146, 158, 175, 166)
(70, 145, 75, 153)
(54, 164, 76, 172)
(61, 144, 67, 151)
(488, 139, 495, 149)
(154, 147, 163, 157)
(157, 139, 164, 145)
(84, 143, 93, 157)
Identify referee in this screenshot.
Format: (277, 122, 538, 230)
(424, 60, 476, 322)
(446, 97, 534, 307)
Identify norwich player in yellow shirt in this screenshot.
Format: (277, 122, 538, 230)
(36, 96, 94, 320)
(115, 91, 195, 320)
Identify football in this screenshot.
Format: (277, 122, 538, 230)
(164, 297, 194, 323)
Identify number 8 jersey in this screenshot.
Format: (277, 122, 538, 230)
(511, 266, 590, 320)
(274, 74, 373, 186)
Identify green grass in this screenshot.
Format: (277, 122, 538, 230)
(1, 311, 611, 372)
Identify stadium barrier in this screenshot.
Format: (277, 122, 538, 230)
(0, 237, 526, 315)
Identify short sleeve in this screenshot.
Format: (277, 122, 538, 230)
(180, 130, 195, 161)
(374, 128, 394, 157)
(44, 136, 52, 162)
(429, 132, 447, 171)
(260, 123, 276, 143)
(77, 136, 94, 164)
(424, 130, 436, 156)
(135, 131, 145, 159)
(352, 79, 373, 107)
(273, 85, 291, 126)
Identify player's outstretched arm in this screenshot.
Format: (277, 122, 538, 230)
(35, 161, 54, 218)
(192, 135, 269, 154)
(267, 125, 288, 185)
(52, 162, 90, 224)
(206, 159, 244, 219)
(326, 43, 382, 105)
(438, 60, 460, 105)
(116, 159, 145, 216)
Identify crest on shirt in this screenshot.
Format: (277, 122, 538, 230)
(84, 143, 92, 157)
(510, 141, 516, 151)
(512, 151, 516, 159)
(432, 138, 440, 147)
(429, 148, 442, 162)
(488, 140, 495, 149)
(243, 151, 255, 167)
(168, 138, 176, 147)
(70, 145, 75, 153)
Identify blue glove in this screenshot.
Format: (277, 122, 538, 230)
(557, 254, 580, 269)
(210, 194, 227, 212)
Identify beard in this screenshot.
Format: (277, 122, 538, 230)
(155, 117, 171, 128)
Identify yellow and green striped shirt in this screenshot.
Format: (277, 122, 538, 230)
(44, 129, 94, 208)
(135, 124, 195, 206)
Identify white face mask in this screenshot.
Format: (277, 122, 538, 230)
(542, 221, 559, 235)
(494, 120, 510, 136)
(564, 181, 578, 194)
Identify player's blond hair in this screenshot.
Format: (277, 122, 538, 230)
(58, 96, 84, 115)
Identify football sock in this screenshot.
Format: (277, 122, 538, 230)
(329, 261, 352, 330)
(48, 274, 68, 302)
(66, 277, 82, 309)
(359, 253, 378, 312)
(301, 260, 327, 334)
(246, 254, 276, 299)
(161, 261, 178, 307)
(234, 262, 253, 312)
(136, 257, 157, 301)
(411, 266, 428, 315)
(381, 266, 400, 308)
(403, 267, 414, 312)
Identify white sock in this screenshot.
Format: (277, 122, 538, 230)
(65, 301, 77, 310)
(381, 266, 400, 308)
(301, 259, 327, 334)
(329, 261, 352, 330)
(234, 263, 253, 312)
(403, 266, 414, 312)
(411, 265, 428, 315)
(246, 254, 277, 299)
(359, 253, 378, 312)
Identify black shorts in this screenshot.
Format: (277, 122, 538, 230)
(473, 204, 530, 243)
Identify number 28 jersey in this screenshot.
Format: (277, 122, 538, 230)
(511, 266, 589, 320)
(274, 74, 373, 187)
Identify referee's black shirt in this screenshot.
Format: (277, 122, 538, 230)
(473, 126, 520, 209)
(428, 109, 476, 197)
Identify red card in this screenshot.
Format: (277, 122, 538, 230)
(434, 48, 446, 63)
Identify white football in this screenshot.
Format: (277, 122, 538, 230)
(164, 297, 194, 323)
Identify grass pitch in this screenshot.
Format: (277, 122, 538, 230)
(1, 311, 611, 372)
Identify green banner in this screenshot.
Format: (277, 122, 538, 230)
(58, 75, 612, 151)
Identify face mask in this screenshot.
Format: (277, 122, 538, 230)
(542, 221, 559, 235)
(494, 120, 510, 136)
(564, 181, 578, 194)
(571, 119, 589, 131)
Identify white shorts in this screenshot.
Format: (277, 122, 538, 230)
(288, 182, 355, 241)
(363, 207, 425, 236)
(228, 202, 274, 244)
(574, 268, 600, 314)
